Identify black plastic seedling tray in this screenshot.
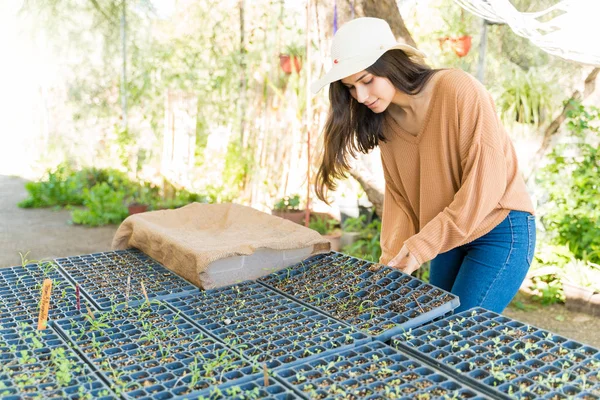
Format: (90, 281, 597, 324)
(53, 301, 261, 399)
(259, 252, 460, 341)
(184, 377, 300, 400)
(0, 318, 116, 399)
(166, 281, 371, 370)
(275, 340, 488, 399)
(54, 249, 200, 311)
(0, 261, 94, 325)
(391, 307, 600, 400)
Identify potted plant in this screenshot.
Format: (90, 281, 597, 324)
(438, 11, 472, 58)
(309, 216, 342, 251)
(127, 186, 152, 215)
(271, 194, 305, 224)
(279, 43, 304, 74)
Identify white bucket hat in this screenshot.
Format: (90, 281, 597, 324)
(311, 17, 426, 94)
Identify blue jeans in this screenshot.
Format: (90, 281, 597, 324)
(430, 210, 536, 313)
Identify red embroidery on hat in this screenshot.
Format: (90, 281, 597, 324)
(334, 59, 339, 64)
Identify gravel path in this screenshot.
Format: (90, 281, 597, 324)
(1, 173, 598, 347)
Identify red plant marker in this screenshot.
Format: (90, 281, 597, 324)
(76, 284, 80, 311)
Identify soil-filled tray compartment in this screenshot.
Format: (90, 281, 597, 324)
(53, 302, 261, 399)
(187, 377, 300, 400)
(167, 281, 370, 370)
(275, 340, 488, 399)
(259, 252, 459, 341)
(391, 307, 600, 400)
(54, 249, 200, 311)
(0, 320, 116, 399)
(0, 261, 94, 325)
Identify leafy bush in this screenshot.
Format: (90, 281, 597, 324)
(537, 101, 600, 263)
(496, 66, 556, 126)
(18, 164, 137, 209)
(308, 216, 339, 235)
(18, 163, 87, 208)
(342, 218, 382, 262)
(71, 183, 129, 226)
(341, 215, 367, 232)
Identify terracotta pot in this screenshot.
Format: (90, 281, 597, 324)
(449, 35, 472, 57)
(279, 54, 302, 74)
(128, 203, 148, 215)
(324, 232, 342, 252)
(271, 209, 306, 224)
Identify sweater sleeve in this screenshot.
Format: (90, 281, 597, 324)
(379, 163, 417, 265)
(404, 74, 507, 264)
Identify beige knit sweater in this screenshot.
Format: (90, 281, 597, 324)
(379, 69, 534, 265)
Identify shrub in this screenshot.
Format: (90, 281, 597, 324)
(537, 101, 600, 263)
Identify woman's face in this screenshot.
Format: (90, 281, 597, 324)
(340, 70, 396, 113)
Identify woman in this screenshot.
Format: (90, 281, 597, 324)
(312, 17, 535, 313)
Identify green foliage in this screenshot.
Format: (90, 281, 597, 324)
(273, 194, 301, 211)
(308, 216, 339, 235)
(18, 163, 87, 208)
(342, 218, 382, 262)
(20, 164, 212, 226)
(496, 66, 556, 126)
(152, 189, 208, 210)
(71, 183, 128, 226)
(19, 164, 138, 210)
(530, 274, 565, 305)
(341, 215, 367, 232)
(538, 101, 600, 263)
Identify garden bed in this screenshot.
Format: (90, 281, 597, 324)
(54, 249, 200, 310)
(53, 301, 260, 399)
(391, 307, 600, 399)
(259, 252, 459, 340)
(275, 341, 487, 399)
(166, 280, 370, 369)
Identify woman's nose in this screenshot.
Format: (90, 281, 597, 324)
(355, 85, 369, 103)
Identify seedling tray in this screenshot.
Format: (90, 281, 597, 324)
(53, 301, 261, 399)
(0, 261, 94, 325)
(166, 281, 370, 370)
(0, 318, 116, 399)
(259, 252, 459, 341)
(391, 307, 600, 399)
(275, 340, 488, 399)
(54, 249, 200, 311)
(185, 377, 300, 400)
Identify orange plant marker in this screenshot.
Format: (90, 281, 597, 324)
(37, 279, 52, 330)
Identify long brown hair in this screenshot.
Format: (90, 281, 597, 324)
(315, 49, 439, 202)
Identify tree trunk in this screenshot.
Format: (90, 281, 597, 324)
(317, 0, 417, 217)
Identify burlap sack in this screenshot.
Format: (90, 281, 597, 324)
(112, 202, 330, 288)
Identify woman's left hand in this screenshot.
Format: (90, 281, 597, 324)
(387, 245, 420, 275)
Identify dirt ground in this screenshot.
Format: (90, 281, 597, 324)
(1, 174, 599, 348)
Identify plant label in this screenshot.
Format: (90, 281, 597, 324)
(37, 278, 52, 330)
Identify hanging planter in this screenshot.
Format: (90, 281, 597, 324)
(279, 54, 302, 74)
(438, 10, 473, 58)
(449, 35, 472, 57)
(279, 43, 304, 74)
